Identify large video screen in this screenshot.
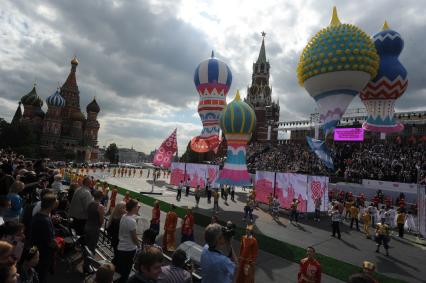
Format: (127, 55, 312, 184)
(334, 128, 364, 141)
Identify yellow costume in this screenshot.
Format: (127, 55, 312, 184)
(362, 211, 371, 238)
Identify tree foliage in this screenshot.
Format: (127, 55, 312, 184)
(105, 143, 119, 163)
(0, 119, 37, 157)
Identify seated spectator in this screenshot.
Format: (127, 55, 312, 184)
(0, 262, 19, 283)
(51, 174, 63, 193)
(0, 222, 25, 262)
(84, 190, 105, 253)
(106, 202, 126, 255)
(158, 249, 192, 283)
(0, 240, 14, 265)
(114, 199, 140, 283)
(141, 228, 162, 251)
(67, 183, 78, 204)
(18, 246, 40, 283)
(69, 177, 93, 235)
(4, 181, 24, 222)
(94, 263, 115, 283)
(32, 189, 54, 217)
(30, 193, 58, 283)
(0, 196, 11, 224)
(0, 170, 14, 195)
(200, 223, 237, 283)
(128, 246, 163, 283)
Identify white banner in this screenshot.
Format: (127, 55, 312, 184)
(362, 179, 417, 192)
(255, 171, 275, 204)
(275, 173, 308, 212)
(307, 176, 329, 212)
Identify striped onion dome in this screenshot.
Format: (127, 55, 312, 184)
(194, 51, 232, 92)
(220, 90, 256, 135)
(21, 85, 43, 107)
(46, 88, 66, 108)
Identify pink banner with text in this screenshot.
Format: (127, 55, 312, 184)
(255, 171, 275, 204)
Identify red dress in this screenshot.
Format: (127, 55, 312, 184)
(235, 236, 258, 283)
(162, 211, 178, 251)
(298, 257, 321, 283)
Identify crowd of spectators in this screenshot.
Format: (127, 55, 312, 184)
(0, 149, 196, 283)
(0, 147, 397, 283)
(214, 141, 426, 183)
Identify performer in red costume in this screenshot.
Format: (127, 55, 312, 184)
(181, 208, 195, 243)
(298, 246, 321, 283)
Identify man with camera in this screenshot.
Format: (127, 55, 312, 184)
(200, 223, 237, 283)
(158, 249, 192, 283)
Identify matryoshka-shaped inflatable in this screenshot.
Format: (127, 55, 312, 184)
(360, 21, 408, 133)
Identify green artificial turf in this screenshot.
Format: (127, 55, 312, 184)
(104, 182, 407, 283)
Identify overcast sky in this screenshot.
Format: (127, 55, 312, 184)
(1, 0, 425, 153)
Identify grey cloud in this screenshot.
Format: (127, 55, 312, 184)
(1, 0, 210, 120)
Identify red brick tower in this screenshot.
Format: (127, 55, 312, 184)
(61, 56, 81, 136)
(245, 32, 280, 143)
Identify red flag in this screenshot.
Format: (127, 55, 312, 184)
(153, 129, 177, 169)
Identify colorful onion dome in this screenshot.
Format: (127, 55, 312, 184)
(194, 51, 232, 93)
(360, 21, 408, 101)
(220, 90, 256, 135)
(46, 88, 66, 107)
(297, 7, 380, 86)
(21, 85, 43, 107)
(86, 97, 100, 113)
(71, 56, 79, 65)
(70, 111, 85, 121)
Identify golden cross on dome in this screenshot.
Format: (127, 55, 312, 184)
(261, 31, 266, 37)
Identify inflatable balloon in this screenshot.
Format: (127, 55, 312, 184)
(191, 51, 232, 153)
(360, 21, 408, 133)
(297, 7, 380, 133)
(217, 90, 256, 186)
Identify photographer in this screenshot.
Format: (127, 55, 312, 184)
(200, 223, 237, 283)
(158, 249, 192, 283)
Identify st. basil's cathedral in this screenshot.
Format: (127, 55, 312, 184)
(11, 57, 100, 161)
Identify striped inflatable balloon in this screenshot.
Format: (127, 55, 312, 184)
(191, 51, 232, 153)
(217, 90, 256, 186)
